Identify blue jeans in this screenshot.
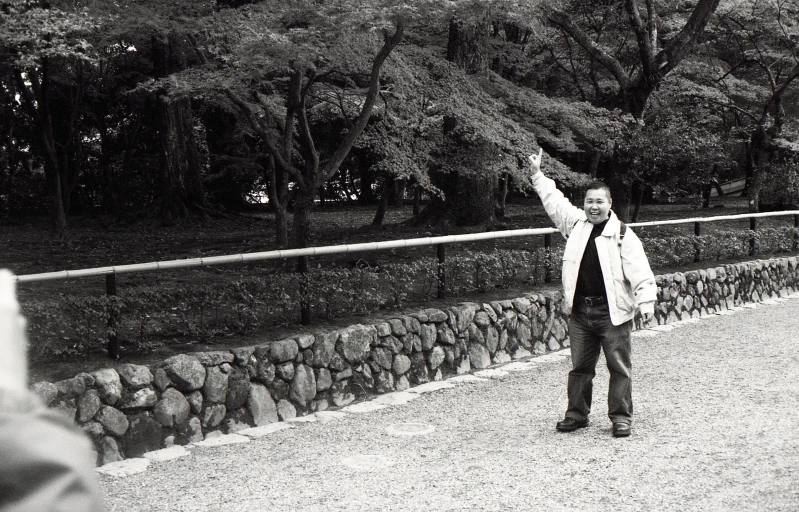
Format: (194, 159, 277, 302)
(565, 301, 633, 425)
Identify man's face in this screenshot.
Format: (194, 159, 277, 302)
(584, 188, 611, 225)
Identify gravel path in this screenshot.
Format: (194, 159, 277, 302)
(100, 299, 799, 511)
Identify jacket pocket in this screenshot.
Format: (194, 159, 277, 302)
(614, 279, 635, 312)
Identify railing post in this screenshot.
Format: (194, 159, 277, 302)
(106, 273, 119, 360)
(437, 244, 446, 299)
(794, 215, 799, 251)
(694, 221, 702, 262)
(544, 233, 553, 283)
(300, 260, 312, 326)
(749, 217, 758, 256)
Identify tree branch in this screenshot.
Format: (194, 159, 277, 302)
(284, 68, 302, 160)
(13, 70, 37, 119)
(624, 0, 655, 78)
(774, 66, 799, 99)
(225, 89, 307, 189)
(254, 91, 285, 133)
(716, 58, 758, 83)
(320, 20, 405, 183)
(655, 0, 721, 77)
(549, 9, 632, 91)
(701, 96, 758, 122)
(298, 84, 319, 178)
(185, 32, 208, 65)
(646, 0, 658, 54)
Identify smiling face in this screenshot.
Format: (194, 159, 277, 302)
(583, 187, 612, 225)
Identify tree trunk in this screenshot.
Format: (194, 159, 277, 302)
(45, 159, 68, 238)
(747, 137, 769, 215)
(447, 16, 490, 75)
(390, 178, 407, 207)
(358, 167, 375, 205)
(412, 185, 422, 216)
(155, 94, 209, 223)
(292, 189, 314, 325)
(373, 179, 390, 225)
(292, 190, 314, 271)
(630, 180, 644, 222)
(274, 208, 289, 248)
(18, 64, 69, 239)
(271, 163, 290, 247)
(495, 172, 509, 218)
(152, 32, 188, 79)
(606, 165, 632, 222)
(419, 168, 498, 227)
(589, 151, 600, 178)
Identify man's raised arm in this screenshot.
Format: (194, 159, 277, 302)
(527, 149, 584, 237)
(0, 270, 104, 512)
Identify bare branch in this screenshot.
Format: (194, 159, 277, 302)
(13, 70, 37, 118)
(225, 89, 307, 189)
(646, 0, 658, 53)
(624, 0, 655, 77)
(284, 68, 302, 161)
(297, 78, 319, 176)
(774, 65, 799, 99)
(655, 0, 721, 76)
(253, 91, 285, 134)
(320, 20, 405, 183)
(716, 58, 759, 82)
(549, 9, 632, 91)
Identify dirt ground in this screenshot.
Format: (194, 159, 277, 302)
(100, 297, 799, 511)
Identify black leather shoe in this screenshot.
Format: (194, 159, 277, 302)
(556, 417, 589, 432)
(612, 423, 631, 437)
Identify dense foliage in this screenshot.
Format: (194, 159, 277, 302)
(4, 0, 797, 237)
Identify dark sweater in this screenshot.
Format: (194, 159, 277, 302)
(575, 219, 609, 299)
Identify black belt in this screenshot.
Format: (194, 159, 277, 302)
(577, 295, 606, 306)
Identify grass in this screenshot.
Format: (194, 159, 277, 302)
(3, 194, 797, 384)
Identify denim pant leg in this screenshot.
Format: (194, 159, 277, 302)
(598, 316, 634, 425)
(565, 307, 602, 421)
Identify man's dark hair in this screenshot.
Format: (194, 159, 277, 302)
(585, 180, 612, 200)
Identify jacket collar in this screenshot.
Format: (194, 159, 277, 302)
(599, 210, 621, 237)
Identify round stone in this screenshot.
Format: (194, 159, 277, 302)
(385, 422, 436, 437)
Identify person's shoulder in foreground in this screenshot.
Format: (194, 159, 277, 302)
(0, 269, 105, 512)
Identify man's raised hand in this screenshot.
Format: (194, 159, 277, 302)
(528, 147, 543, 177)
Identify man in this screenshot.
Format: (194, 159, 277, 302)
(528, 149, 656, 438)
(0, 270, 105, 511)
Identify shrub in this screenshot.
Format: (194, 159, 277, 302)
(20, 227, 798, 357)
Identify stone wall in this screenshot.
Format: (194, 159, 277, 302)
(28, 257, 799, 465)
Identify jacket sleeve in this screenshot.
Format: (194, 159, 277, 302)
(530, 172, 585, 237)
(0, 388, 104, 512)
(619, 228, 657, 315)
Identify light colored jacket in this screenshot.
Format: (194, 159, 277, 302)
(0, 388, 104, 512)
(531, 172, 656, 325)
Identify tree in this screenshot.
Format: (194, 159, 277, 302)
(148, 31, 212, 222)
(222, 4, 404, 261)
(542, 0, 723, 219)
(548, 0, 722, 120)
(704, 0, 799, 214)
(1, 1, 99, 238)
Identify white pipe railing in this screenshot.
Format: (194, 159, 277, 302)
(14, 210, 799, 283)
